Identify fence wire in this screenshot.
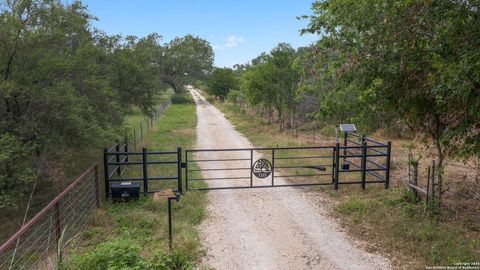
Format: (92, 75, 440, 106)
(0, 164, 99, 270)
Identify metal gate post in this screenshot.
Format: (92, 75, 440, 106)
(334, 143, 340, 190)
(250, 149, 253, 187)
(124, 138, 129, 164)
(103, 148, 109, 198)
(185, 151, 189, 191)
(331, 147, 336, 183)
(115, 143, 121, 176)
(361, 142, 367, 190)
(142, 147, 148, 194)
(177, 147, 182, 194)
(271, 149, 275, 186)
(133, 127, 137, 151)
(385, 141, 391, 189)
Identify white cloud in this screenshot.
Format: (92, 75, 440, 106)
(212, 44, 224, 50)
(225, 35, 245, 47)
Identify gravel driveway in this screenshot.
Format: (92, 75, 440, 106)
(190, 88, 391, 270)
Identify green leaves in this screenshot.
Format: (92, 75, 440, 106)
(208, 67, 238, 100)
(160, 34, 214, 93)
(301, 0, 480, 159)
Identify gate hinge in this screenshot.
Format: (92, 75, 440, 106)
(181, 162, 187, 168)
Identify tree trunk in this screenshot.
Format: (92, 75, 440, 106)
(162, 76, 180, 93)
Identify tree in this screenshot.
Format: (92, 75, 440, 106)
(160, 34, 214, 93)
(241, 43, 300, 131)
(303, 0, 480, 205)
(208, 68, 238, 100)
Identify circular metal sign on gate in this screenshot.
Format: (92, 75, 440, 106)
(252, 158, 272, 178)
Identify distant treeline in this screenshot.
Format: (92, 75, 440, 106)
(0, 0, 213, 208)
(206, 0, 479, 206)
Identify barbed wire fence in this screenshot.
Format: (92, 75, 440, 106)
(0, 164, 99, 270)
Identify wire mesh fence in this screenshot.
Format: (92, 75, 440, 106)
(0, 164, 99, 270)
(128, 98, 172, 151)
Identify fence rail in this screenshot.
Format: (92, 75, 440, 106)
(0, 164, 99, 270)
(104, 143, 182, 197)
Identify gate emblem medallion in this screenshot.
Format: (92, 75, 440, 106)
(252, 158, 272, 178)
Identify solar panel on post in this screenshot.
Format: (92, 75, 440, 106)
(339, 124, 357, 133)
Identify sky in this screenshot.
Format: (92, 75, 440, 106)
(79, 0, 318, 67)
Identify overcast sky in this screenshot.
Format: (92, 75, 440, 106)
(79, 0, 318, 67)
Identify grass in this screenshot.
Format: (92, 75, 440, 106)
(63, 103, 206, 269)
(213, 101, 480, 269)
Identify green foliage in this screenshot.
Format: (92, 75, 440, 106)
(171, 93, 194, 104)
(336, 197, 369, 214)
(301, 0, 480, 161)
(208, 67, 238, 100)
(241, 43, 300, 130)
(0, 0, 214, 211)
(64, 239, 193, 270)
(0, 133, 37, 208)
(160, 34, 214, 93)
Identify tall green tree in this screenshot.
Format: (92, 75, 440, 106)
(208, 67, 238, 100)
(160, 34, 214, 93)
(303, 0, 480, 204)
(241, 43, 300, 131)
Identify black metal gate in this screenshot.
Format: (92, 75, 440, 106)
(103, 142, 183, 197)
(103, 135, 391, 193)
(185, 135, 391, 191)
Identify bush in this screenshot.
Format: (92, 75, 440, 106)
(319, 125, 336, 137)
(171, 94, 194, 104)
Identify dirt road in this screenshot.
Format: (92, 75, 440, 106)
(190, 88, 391, 270)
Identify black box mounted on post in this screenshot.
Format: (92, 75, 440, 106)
(110, 182, 141, 199)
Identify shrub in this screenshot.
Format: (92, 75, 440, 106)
(171, 94, 194, 104)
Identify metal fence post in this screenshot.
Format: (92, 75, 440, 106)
(142, 147, 148, 194)
(54, 202, 62, 264)
(185, 151, 189, 191)
(385, 141, 392, 189)
(343, 132, 347, 162)
(250, 149, 253, 187)
(271, 149, 275, 186)
(115, 143, 121, 176)
(133, 127, 136, 151)
(168, 197, 173, 251)
(334, 143, 340, 190)
(426, 165, 431, 208)
(124, 138, 129, 164)
(94, 165, 100, 207)
(177, 147, 182, 194)
(431, 160, 436, 206)
(331, 147, 336, 183)
(361, 142, 367, 190)
(103, 148, 109, 199)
